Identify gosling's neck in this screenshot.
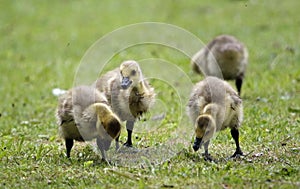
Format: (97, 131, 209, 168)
(202, 103, 219, 119)
(132, 80, 147, 95)
(200, 103, 219, 135)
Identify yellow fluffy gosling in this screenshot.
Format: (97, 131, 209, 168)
(93, 60, 156, 147)
(56, 85, 121, 160)
(187, 76, 243, 161)
(191, 34, 248, 95)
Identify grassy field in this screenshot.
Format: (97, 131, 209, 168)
(1, 0, 300, 188)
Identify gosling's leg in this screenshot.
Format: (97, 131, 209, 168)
(203, 140, 213, 161)
(235, 75, 243, 96)
(96, 137, 107, 161)
(124, 121, 134, 147)
(115, 135, 120, 150)
(230, 127, 243, 158)
(65, 138, 73, 158)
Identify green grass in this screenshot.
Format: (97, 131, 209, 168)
(1, 0, 300, 188)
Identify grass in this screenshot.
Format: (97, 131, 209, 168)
(1, 0, 300, 188)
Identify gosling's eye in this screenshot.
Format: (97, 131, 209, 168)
(131, 70, 136, 76)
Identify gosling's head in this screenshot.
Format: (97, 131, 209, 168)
(102, 117, 121, 151)
(193, 114, 216, 152)
(119, 60, 142, 89)
(218, 43, 244, 61)
(96, 103, 122, 150)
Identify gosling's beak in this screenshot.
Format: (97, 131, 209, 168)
(121, 77, 132, 89)
(193, 137, 203, 152)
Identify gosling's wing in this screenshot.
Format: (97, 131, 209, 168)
(72, 86, 108, 124)
(187, 81, 209, 123)
(240, 44, 249, 73)
(93, 68, 120, 103)
(187, 95, 207, 124)
(139, 78, 156, 109)
(80, 104, 98, 123)
(226, 88, 243, 129)
(231, 93, 242, 106)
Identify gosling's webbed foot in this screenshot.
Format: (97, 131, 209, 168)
(124, 141, 133, 148)
(117, 145, 139, 154)
(101, 158, 112, 165)
(231, 150, 243, 158)
(202, 153, 214, 162)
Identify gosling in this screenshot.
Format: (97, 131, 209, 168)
(187, 76, 243, 161)
(191, 34, 248, 95)
(93, 60, 156, 148)
(56, 85, 121, 160)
